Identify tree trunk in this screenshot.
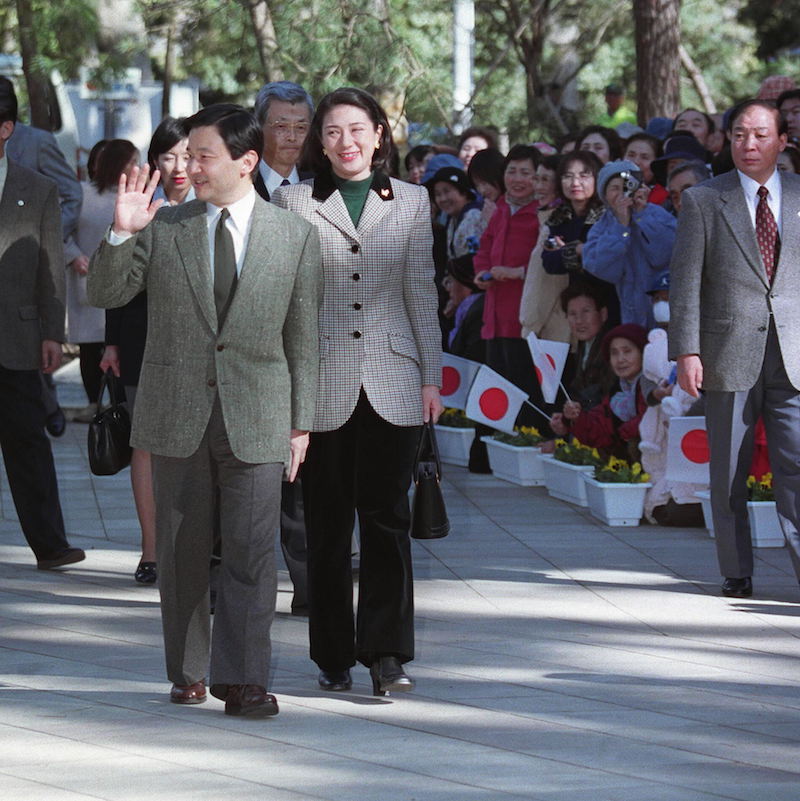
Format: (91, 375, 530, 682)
(15, 0, 52, 129)
(633, 0, 681, 126)
(161, 18, 177, 119)
(241, 0, 284, 82)
(678, 43, 716, 114)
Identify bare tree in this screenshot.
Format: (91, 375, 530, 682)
(240, 0, 284, 82)
(633, 0, 681, 125)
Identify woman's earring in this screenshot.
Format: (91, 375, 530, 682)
(322, 148, 328, 156)
(375, 141, 380, 150)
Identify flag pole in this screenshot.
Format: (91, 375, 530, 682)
(559, 381, 572, 402)
(523, 399, 551, 422)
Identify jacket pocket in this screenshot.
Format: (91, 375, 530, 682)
(389, 332, 420, 365)
(700, 316, 732, 334)
(18, 305, 38, 320)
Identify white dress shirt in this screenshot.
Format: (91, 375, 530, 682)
(737, 168, 783, 238)
(205, 189, 256, 278)
(259, 161, 299, 196)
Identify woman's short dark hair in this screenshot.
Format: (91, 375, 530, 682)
(303, 87, 394, 176)
(183, 103, 263, 173)
(503, 144, 540, 171)
(404, 144, 432, 171)
(86, 139, 109, 182)
(147, 116, 187, 171)
(560, 282, 607, 314)
(457, 125, 499, 152)
(577, 125, 622, 160)
(623, 132, 662, 158)
(555, 150, 603, 204)
(92, 139, 137, 193)
(467, 147, 506, 194)
(539, 154, 562, 173)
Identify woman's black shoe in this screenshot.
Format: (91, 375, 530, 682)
(318, 669, 352, 691)
(134, 561, 157, 584)
(370, 656, 414, 696)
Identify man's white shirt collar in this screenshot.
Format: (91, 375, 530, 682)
(206, 188, 257, 276)
(259, 161, 299, 196)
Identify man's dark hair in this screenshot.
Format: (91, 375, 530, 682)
(183, 103, 263, 174)
(727, 99, 787, 136)
(560, 282, 608, 314)
(147, 116, 186, 171)
(0, 75, 18, 124)
(624, 132, 663, 159)
(253, 81, 314, 126)
(667, 160, 711, 187)
(93, 139, 138, 193)
(776, 89, 800, 110)
(503, 143, 540, 171)
(673, 108, 716, 136)
(303, 87, 394, 176)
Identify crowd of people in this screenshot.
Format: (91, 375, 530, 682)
(3, 70, 800, 718)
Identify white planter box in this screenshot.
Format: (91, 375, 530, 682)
(481, 437, 545, 486)
(539, 454, 595, 506)
(694, 490, 714, 538)
(747, 501, 785, 548)
(584, 476, 651, 527)
(434, 424, 473, 467)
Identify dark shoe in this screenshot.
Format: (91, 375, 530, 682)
(170, 680, 207, 705)
(291, 603, 309, 617)
(370, 656, 414, 697)
(224, 684, 279, 717)
(318, 669, 352, 691)
(45, 407, 66, 437)
(721, 577, 752, 598)
(134, 561, 157, 584)
(209, 683, 229, 701)
(37, 548, 86, 570)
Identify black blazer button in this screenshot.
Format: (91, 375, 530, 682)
(207, 378, 217, 387)
(353, 330, 362, 339)
(353, 302, 362, 310)
(352, 273, 360, 281)
(351, 244, 360, 253)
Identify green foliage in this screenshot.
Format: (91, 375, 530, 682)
(437, 408, 475, 428)
(492, 426, 545, 447)
(593, 456, 650, 484)
(553, 438, 602, 466)
(739, 0, 800, 60)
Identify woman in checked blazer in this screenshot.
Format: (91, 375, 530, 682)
(273, 87, 442, 697)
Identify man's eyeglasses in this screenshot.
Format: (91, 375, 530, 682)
(267, 122, 310, 137)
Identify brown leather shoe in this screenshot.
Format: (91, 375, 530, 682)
(170, 680, 207, 705)
(37, 548, 86, 570)
(224, 684, 279, 717)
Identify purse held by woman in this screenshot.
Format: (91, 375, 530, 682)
(410, 421, 450, 539)
(88, 369, 132, 476)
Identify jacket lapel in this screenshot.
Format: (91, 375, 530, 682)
(230, 199, 272, 309)
(718, 174, 768, 288)
(356, 188, 392, 237)
(315, 190, 359, 242)
(174, 202, 217, 333)
(775, 171, 800, 290)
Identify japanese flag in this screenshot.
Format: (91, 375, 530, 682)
(527, 333, 570, 404)
(440, 354, 481, 411)
(465, 365, 529, 434)
(666, 416, 710, 484)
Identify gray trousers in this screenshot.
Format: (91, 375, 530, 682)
(152, 398, 282, 686)
(706, 323, 800, 579)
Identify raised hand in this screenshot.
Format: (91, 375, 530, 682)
(112, 164, 164, 235)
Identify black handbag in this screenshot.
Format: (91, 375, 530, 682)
(87, 370, 132, 476)
(410, 420, 450, 540)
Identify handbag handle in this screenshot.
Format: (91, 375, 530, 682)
(414, 420, 442, 481)
(96, 368, 121, 411)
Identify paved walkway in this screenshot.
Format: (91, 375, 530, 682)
(1, 363, 800, 800)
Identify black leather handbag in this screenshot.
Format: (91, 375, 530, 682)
(410, 421, 450, 540)
(87, 370, 132, 476)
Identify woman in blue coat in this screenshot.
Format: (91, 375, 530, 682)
(582, 160, 676, 329)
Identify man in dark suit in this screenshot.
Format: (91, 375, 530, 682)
(252, 80, 314, 614)
(0, 85, 85, 569)
(670, 99, 800, 598)
(89, 104, 321, 717)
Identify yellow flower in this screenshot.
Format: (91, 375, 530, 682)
(640, 472, 651, 482)
(762, 473, 773, 489)
(591, 448, 601, 460)
(554, 438, 567, 448)
(632, 462, 642, 476)
(746, 475, 756, 488)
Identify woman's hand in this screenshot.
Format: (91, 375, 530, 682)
(99, 345, 121, 377)
(632, 185, 650, 213)
(422, 384, 443, 424)
(550, 413, 569, 436)
(610, 193, 633, 226)
(70, 254, 90, 276)
(563, 400, 582, 420)
(490, 265, 525, 281)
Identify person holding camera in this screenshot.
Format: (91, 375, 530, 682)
(582, 160, 677, 329)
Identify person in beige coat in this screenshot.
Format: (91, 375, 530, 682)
(273, 87, 442, 697)
(89, 104, 322, 717)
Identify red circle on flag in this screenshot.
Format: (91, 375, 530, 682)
(535, 367, 542, 384)
(681, 429, 710, 464)
(479, 388, 509, 421)
(441, 366, 460, 397)
(546, 354, 556, 368)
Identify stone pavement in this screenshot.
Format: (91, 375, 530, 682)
(1, 363, 800, 800)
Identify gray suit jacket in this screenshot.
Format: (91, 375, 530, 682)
(668, 169, 800, 392)
(6, 123, 82, 242)
(88, 195, 322, 464)
(273, 172, 441, 431)
(0, 161, 65, 370)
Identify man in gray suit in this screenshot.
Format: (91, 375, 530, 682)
(0, 82, 85, 569)
(670, 99, 800, 598)
(89, 104, 321, 716)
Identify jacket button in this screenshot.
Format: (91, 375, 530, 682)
(351, 244, 360, 253)
(216, 344, 225, 352)
(353, 302, 362, 310)
(352, 272, 360, 281)
(353, 330, 362, 339)
(207, 378, 217, 387)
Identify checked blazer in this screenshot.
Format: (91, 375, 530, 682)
(273, 171, 441, 431)
(87, 195, 322, 464)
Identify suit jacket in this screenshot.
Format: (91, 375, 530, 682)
(273, 171, 441, 431)
(87, 194, 322, 464)
(668, 169, 800, 392)
(6, 123, 82, 242)
(0, 161, 65, 370)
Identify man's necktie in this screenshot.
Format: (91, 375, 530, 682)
(280, 178, 290, 187)
(214, 208, 237, 326)
(756, 186, 780, 283)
